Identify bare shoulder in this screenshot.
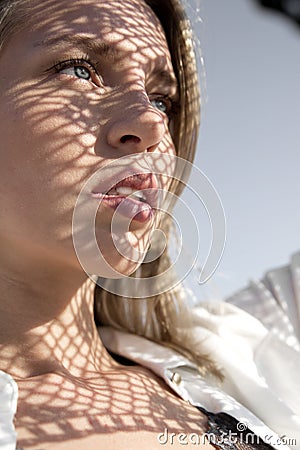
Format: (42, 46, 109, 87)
(15, 366, 215, 450)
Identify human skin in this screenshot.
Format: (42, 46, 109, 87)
(0, 0, 177, 279)
(0, 0, 213, 448)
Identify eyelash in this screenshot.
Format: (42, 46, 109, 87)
(150, 95, 180, 120)
(50, 55, 101, 84)
(48, 56, 180, 119)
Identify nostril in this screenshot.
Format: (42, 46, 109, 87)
(120, 135, 141, 144)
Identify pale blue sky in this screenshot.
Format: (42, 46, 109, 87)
(179, 0, 300, 298)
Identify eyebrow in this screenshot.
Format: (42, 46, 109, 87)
(34, 34, 117, 58)
(151, 69, 178, 91)
(34, 34, 178, 90)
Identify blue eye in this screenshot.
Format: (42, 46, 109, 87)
(52, 57, 102, 86)
(151, 98, 168, 114)
(73, 66, 91, 80)
(59, 65, 91, 80)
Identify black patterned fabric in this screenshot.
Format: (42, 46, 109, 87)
(197, 407, 275, 450)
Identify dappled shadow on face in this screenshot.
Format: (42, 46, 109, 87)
(0, 0, 203, 446)
(0, 0, 183, 279)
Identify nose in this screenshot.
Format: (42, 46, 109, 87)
(106, 94, 166, 153)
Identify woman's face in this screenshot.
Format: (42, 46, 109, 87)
(0, 0, 178, 276)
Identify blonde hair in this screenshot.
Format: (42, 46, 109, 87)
(0, 1, 29, 49)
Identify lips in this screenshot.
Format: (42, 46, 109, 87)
(91, 172, 159, 223)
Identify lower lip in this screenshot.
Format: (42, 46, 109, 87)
(91, 194, 153, 223)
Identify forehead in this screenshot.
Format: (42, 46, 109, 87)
(20, 0, 171, 66)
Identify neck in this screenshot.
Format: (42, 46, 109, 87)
(0, 262, 114, 379)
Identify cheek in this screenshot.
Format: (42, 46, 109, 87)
(0, 87, 101, 242)
(165, 130, 176, 157)
(15, 84, 97, 150)
(155, 132, 177, 192)
(0, 83, 99, 181)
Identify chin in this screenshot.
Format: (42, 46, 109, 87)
(100, 235, 148, 278)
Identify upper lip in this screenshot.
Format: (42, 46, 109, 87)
(92, 172, 159, 207)
(113, 173, 157, 191)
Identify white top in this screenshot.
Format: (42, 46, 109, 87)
(0, 370, 18, 450)
(2, 251, 300, 450)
